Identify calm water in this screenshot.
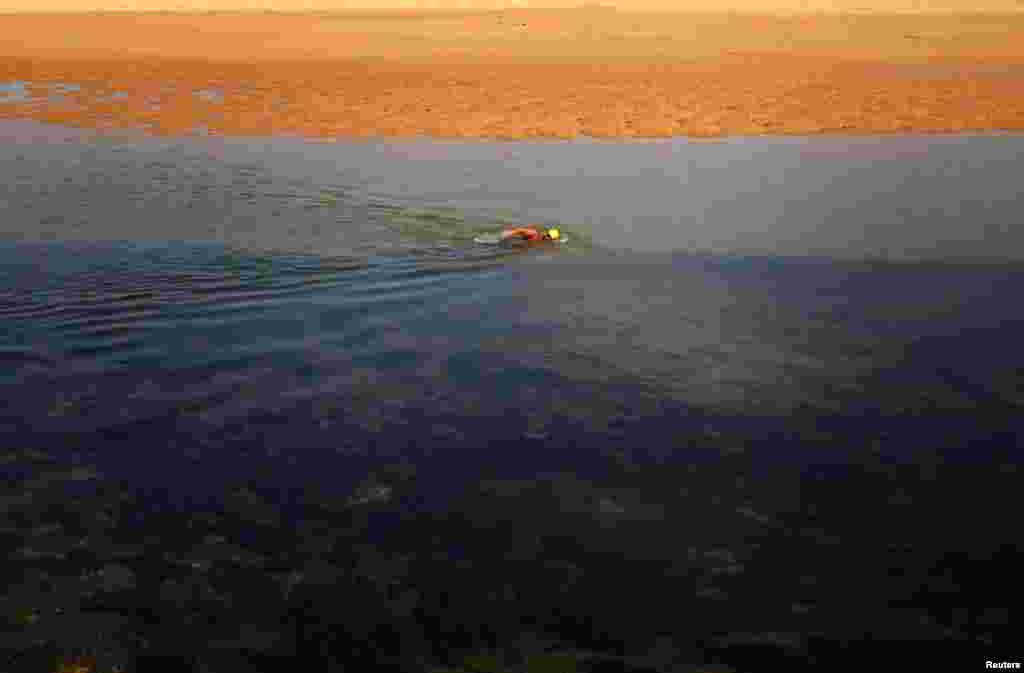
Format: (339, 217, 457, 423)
(1, 119, 1021, 670)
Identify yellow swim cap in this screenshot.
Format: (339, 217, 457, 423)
(548, 228, 561, 240)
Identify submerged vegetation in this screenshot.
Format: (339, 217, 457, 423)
(3, 430, 1015, 672)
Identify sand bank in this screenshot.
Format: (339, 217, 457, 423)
(2, 11, 1024, 140)
(3, 1, 1024, 13)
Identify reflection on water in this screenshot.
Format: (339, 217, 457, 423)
(0, 119, 1020, 670)
(0, 80, 30, 103)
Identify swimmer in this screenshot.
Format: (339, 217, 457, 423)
(500, 225, 561, 243)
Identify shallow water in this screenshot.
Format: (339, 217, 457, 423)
(1, 119, 1020, 668)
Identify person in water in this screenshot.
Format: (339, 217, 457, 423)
(500, 225, 561, 243)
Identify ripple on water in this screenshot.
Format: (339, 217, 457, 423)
(0, 235, 522, 386)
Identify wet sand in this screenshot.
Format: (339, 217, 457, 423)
(2, 10, 1024, 140)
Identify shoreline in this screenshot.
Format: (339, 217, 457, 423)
(2, 11, 1024, 141)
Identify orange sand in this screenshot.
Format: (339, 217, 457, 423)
(1, 10, 1024, 140)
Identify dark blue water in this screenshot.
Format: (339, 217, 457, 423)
(1, 119, 1020, 670)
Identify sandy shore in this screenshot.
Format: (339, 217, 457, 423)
(2, 10, 1024, 140)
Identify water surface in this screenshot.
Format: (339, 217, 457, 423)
(1, 119, 1019, 670)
